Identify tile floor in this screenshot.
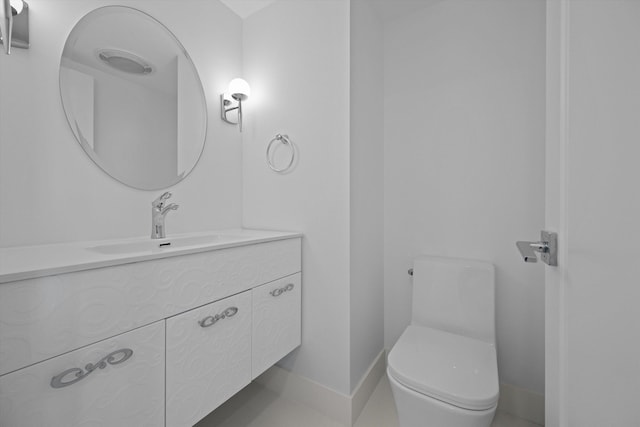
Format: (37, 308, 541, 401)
(197, 375, 543, 427)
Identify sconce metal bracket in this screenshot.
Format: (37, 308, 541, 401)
(220, 94, 240, 125)
(0, 1, 29, 51)
(220, 93, 244, 132)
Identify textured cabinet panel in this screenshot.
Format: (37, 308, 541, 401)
(0, 238, 301, 375)
(0, 321, 164, 427)
(166, 291, 252, 427)
(252, 273, 302, 378)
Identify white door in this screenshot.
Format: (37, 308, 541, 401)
(546, 1, 640, 426)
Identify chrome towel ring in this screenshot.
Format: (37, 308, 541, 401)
(266, 134, 296, 173)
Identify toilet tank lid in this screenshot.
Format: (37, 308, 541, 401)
(388, 325, 499, 411)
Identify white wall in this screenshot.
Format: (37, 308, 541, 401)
(349, 0, 384, 392)
(383, 0, 546, 395)
(0, 0, 243, 247)
(242, 0, 352, 395)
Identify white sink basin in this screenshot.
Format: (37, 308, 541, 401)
(88, 234, 244, 255)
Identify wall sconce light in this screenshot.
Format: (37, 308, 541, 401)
(220, 78, 251, 132)
(0, 0, 29, 54)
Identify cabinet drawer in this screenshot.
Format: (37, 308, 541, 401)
(166, 290, 252, 427)
(0, 321, 164, 427)
(252, 273, 302, 378)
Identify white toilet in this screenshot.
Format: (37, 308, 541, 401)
(387, 256, 499, 427)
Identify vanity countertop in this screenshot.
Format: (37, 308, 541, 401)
(0, 229, 302, 284)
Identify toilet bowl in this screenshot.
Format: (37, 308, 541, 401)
(387, 256, 499, 427)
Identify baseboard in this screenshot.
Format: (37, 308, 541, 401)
(498, 382, 545, 426)
(350, 350, 387, 424)
(254, 350, 387, 426)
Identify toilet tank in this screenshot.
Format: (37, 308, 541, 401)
(411, 256, 495, 344)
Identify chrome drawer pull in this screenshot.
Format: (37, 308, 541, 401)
(270, 283, 294, 297)
(50, 348, 134, 389)
(198, 306, 238, 328)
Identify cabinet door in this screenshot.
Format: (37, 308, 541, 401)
(0, 321, 164, 427)
(252, 273, 302, 378)
(166, 290, 252, 427)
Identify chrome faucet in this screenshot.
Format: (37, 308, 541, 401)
(151, 192, 179, 239)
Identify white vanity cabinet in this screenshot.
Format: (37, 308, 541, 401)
(0, 238, 300, 376)
(0, 233, 302, 427)
(166, 290, 252, 427)
(252, 273, 302, 378)
(0, 321, 165, 427)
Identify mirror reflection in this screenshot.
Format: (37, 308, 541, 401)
(60, 6, 207, 190)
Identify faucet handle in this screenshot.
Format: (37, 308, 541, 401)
(161, 203, 179, 215)
(152, 192, 171, 208)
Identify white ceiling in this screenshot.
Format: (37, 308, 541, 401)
(218, 0, 276, 19)
(219, 0, 443, 23)
(369, 0, 444, 24)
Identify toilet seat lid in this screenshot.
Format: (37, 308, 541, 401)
(388, 325, 499, 411)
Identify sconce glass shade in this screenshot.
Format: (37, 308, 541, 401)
(228, 78, 250, 101)
(10, 0, 23, 15)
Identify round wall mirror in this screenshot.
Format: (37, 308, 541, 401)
(60, 6, 207, 190)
